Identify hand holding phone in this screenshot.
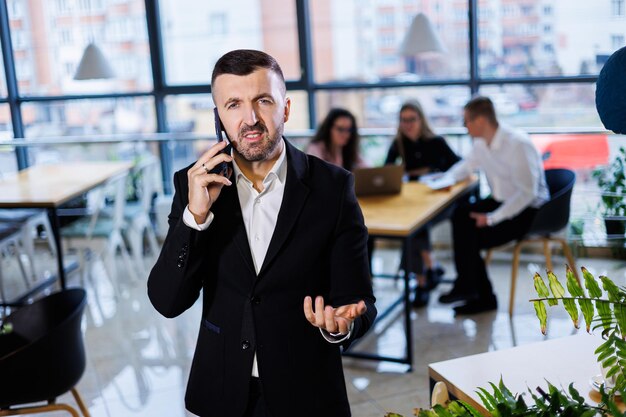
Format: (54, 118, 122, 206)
(186, 109, 233, 224)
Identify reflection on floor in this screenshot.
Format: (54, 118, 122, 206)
(2, 244, 625, 417)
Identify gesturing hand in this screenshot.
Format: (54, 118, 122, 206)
(187, 140, 233, 224)
(469, 212, 489, 228)
(303, 296, 367, 335)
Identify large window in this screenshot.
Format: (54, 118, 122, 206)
(159, 0, 301, 85)
(310, 0, 469, 84)
(479, 83, 601, 128)
(478, 0, 626, 77)
(22, 97, 155, 164)
(8, 0, 152, 96)
(0, 0, 621, 183)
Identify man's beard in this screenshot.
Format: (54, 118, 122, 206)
(234, 121, 284, 162)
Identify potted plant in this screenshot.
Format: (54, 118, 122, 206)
(386, 266, 624, 417)
(593, 146, 626, 236)
(531, 266, 626, 398)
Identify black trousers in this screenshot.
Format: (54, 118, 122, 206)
(451, 198, 538, 298)
(243, 377, 271, 417)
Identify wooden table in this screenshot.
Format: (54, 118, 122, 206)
(0, 162, 133, 299)
(428, 333, 611, 414)
(345, 179, 478, 369)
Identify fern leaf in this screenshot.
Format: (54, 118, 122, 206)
(578, 298, 595, 333)
(583, 267, 602, 298)
(566, 265, 584, 297)
(533, 301, 547, 334)
(547, 270, 566, 298)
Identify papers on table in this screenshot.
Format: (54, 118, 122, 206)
(419, 173, 457, 190)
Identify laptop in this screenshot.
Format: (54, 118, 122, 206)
(353, 165, 404, 196)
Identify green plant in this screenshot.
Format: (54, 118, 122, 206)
(387, 378, 611, 417)
(531, 266, 626, 398)
(592, 146, 626, 217)
(387, 266, 626, 417)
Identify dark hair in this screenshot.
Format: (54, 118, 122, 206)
(211, 49, 285, 91)
(464, 96, 498, 126)
(310, 108, 360, 171)
(393, 100, 436, 164)
(397, 100, 436, 139)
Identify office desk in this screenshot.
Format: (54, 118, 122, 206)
(428, 333, 611, 415)
(346, 179, 477, 370)
(0, 162, 133, 300)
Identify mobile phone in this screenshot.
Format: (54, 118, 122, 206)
(209, 107, 232, 175)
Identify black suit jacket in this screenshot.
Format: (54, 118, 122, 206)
(148, 139, 376, 417)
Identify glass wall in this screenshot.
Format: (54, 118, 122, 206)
(159, 0, 301, 84)
(478, 1, 626, 77)
(23, 96, 155, 164)
(310, 0, 469, 84)
(0, 0, 622, 178)
(8, 0, 152, 96)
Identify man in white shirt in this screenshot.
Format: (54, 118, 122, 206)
(148, 50, 376, 417)
(439, 96, 549, 315)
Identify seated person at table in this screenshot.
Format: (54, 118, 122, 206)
(306, 108, 367, 171)
(440, 96, 549, 315)
(385, 100, 460, 308)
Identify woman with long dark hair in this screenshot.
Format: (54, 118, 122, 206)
(307, 108, 366, 171)
(386, 100, 460, 308)
(386, 100, 459, 179)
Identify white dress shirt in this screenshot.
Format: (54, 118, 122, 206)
(447, 125, 549, 225)
(182, 142, 349, 378)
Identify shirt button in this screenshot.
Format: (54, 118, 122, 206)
(242, 340, 251, 350)
(255, 235, 260, 241)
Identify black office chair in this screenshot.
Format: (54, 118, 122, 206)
(0, 289, 91, 417)
(485, 169, 579, 317)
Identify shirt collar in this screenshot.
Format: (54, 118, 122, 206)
(490, 126, 505, 151)
(232, 139, 288, 186)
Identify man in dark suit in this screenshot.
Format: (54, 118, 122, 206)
(148, 49, 376, 417)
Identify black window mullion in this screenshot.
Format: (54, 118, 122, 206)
(295, 0, 315, 128)
(468, 0, 479, 95)
(145, 0, 173, 194)
(0, 0, 27, 168)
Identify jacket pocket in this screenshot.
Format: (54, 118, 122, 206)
(201, 318, 221, 334)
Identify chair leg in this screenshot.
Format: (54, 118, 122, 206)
(0, 402, 80, 416)
(509, 242, 523, 318)
(556, 237, 580, 284)
(484, 249, 493, 265)
(542, 239, 553, 272)
(71, 387, 92, 417)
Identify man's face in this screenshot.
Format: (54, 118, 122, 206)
(463, 110, 481, 138)
(212, 68, 291, 162)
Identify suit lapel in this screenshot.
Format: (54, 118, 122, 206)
(218, 171, 256, 276)
(259, 141, 310, 276)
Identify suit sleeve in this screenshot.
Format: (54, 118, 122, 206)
(328, 173, 377, 348)
(147, 170, 205, 318)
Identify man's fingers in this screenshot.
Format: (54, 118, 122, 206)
(356, 300, 367, 316)
(314, 296, 325, 327)
(303, 296, 315, 324)
(191, 152, 232, 176)
(324, 306, 337, 333)
(469, 212, 479, 219)
(193, 140, 231, 169)
(335, 317, 349, 335)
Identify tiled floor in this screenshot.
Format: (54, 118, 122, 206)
(2, 241, 625, 417)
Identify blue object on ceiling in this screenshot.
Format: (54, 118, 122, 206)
(596, 45, 626, 134)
